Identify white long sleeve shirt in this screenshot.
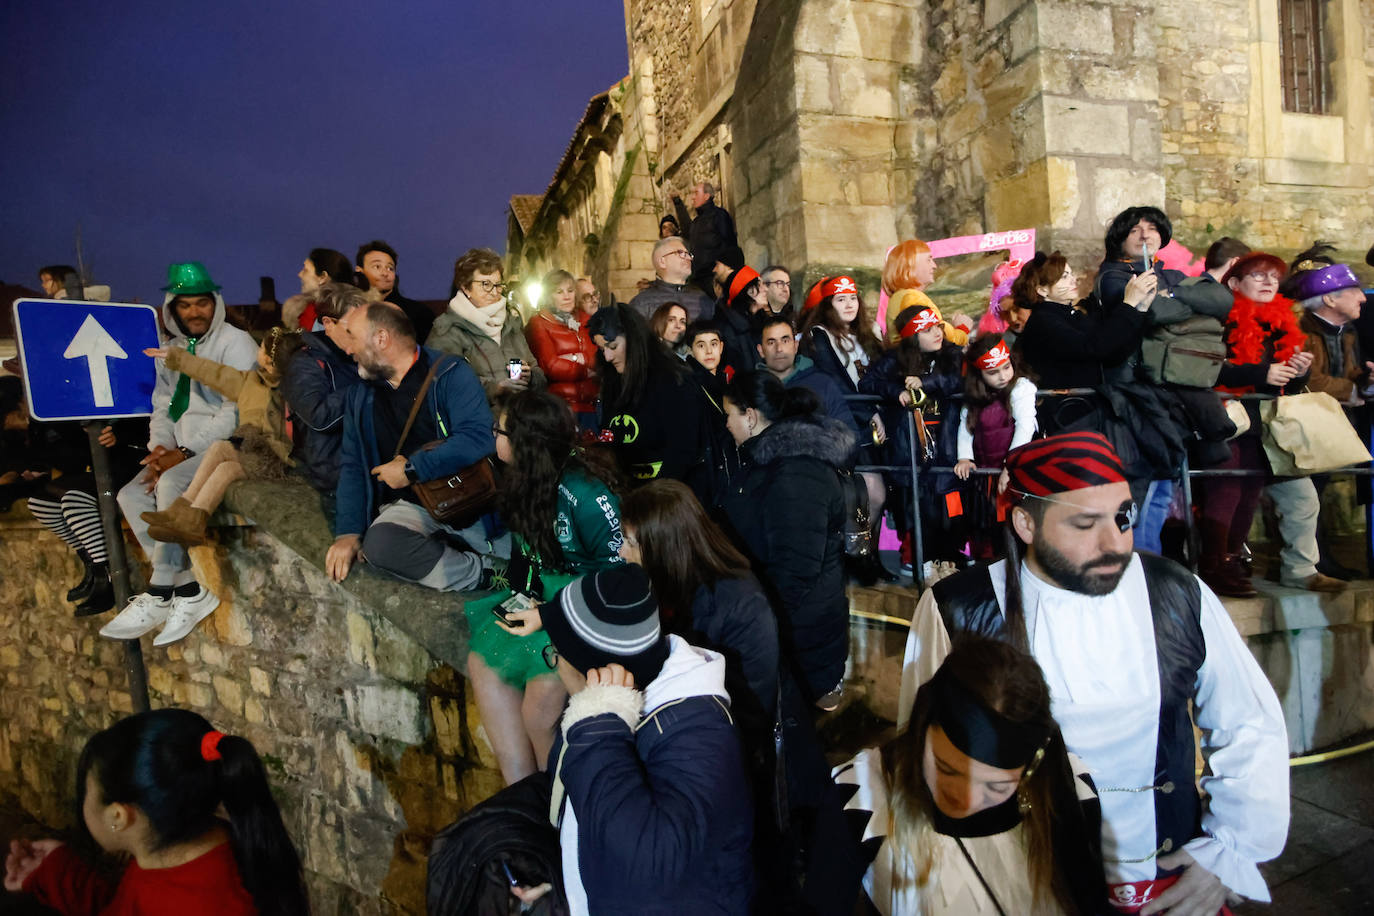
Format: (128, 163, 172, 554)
(898, 556, 1289, 902)
(956, 376, 1037, 463)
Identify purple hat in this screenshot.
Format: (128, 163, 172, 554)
(1292, 263, 1362, 303)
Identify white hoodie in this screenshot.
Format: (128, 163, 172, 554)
(148, 291, 259, 454)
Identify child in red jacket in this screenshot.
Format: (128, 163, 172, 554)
(4, 709, 307, 916)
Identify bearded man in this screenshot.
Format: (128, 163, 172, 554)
(898, 432, 1288, 916)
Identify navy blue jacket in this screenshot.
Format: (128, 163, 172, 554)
(554, 644, 754, 914)
(281, 330, 363, 492)
(335, 349, 494, 537)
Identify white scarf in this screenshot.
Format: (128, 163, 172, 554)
(448, 290, 507, 342)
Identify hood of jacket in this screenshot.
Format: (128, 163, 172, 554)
(745, 412, 855, 469)
(160, 290, 231, 344)
(641, 635, 730, 716)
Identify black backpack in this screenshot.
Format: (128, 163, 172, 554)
(426, 772, 570, 915)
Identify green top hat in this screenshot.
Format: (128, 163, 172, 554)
(161, 261, 221, 295)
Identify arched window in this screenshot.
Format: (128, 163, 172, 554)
(1279, 0, 1332, 114)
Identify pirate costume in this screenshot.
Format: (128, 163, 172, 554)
(897, 433, 1289, 912)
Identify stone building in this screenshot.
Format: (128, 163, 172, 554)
(508, 0, 1374, 306)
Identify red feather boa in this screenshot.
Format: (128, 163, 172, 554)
(1221, 293, 1306, 394)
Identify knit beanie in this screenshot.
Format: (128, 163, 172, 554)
(540, 564, 669, 686)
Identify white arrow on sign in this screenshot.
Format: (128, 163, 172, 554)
(63, 314, 129, 408)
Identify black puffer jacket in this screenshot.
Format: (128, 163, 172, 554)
(719, 413, 854, 702)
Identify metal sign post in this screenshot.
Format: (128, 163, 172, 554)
(13, 298, 160, 713)
(84, 421, 150, 712)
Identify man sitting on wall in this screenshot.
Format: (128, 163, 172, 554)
(325, 302, 505, 591)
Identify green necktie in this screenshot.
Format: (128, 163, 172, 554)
(167, 337, 197, 421)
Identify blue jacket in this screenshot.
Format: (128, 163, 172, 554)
(554, 637, 754, 915)
(280, 330, 363, 492)
(335, 349, 494, 537)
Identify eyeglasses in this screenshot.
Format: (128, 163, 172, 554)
(472, 279, 506, 294)
(1245, 272, 1280, 284)
(580, 291, 601, 303)
(491, 424, 508, 437)
(764, 280, 791, 289)
(542, 643, 559, 670)
(666, 249, 693, 260)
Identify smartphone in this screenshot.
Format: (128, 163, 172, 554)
(1142, 241, 1151, 271)
(491, 605, 514, 624)
(507, 359, 523, 380)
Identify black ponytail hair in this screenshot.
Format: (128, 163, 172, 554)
(78, 709, 309, 916)
(721, 370, 819, 423)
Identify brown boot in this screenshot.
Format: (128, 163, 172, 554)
(141, 496, 192, 529)
(1281, 572, 1347, 594)
(148, 503, 209, 546)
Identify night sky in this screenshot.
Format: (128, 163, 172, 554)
(0, 1, 628, 305)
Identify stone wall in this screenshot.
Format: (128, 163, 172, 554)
(0, 482, 502, 915)
(1156, 0, 1374, 251)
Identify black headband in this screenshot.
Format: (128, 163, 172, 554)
(930, 668, 1050, 770)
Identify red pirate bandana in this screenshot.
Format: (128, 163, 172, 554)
(1004, 432, 1126, 499)
(822, 275, 858, 298)
(900, 308, 941, 338)
(976, 340, 1011, 371)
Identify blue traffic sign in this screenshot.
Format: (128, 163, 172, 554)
(12, 299, 162, 421)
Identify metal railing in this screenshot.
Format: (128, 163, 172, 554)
(846, 389, 1374, 589)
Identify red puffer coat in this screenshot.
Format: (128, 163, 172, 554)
(525, 309, 599, 414)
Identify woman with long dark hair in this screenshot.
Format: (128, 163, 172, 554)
(802, 275, 891, 581)
(3, 708, 308, 916)
(814, 638, 1105, 915)
(587, 303, 708, 493)
(719, 371, 852, 710)
(620, 479, 777, 713)
(467, 390, 625, 784)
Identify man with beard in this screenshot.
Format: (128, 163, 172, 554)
(325, 302, 504, 591)
(103, 262, 258, 643)
(897, 432, 1288, 916)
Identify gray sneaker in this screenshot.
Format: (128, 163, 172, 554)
(152, 587, 221, 646)
(99, 592, 173, 640)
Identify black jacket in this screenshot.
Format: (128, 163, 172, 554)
(281, 330, 363, 492)
(389, 289, 436, 344)
(1017, 297, 1149, 389)
(687, 198, 738, 291)
(687, 575, 779, 723)
(602, 366, 710, 493)
(719, 413, 854, 701)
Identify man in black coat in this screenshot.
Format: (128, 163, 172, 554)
(354, 239, 436, 343)
(685, 181, 738, 295)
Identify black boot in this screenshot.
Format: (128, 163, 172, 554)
(74, 565, 114, 617)
(67, 548, 96, 603)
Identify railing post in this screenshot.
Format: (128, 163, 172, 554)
(909, 409, 924, 589)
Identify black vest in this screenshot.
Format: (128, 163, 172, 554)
(931, 552, 1205, 876)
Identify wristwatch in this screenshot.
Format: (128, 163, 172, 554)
(177, 446, 194, 459)
(404, 459, 419, 483)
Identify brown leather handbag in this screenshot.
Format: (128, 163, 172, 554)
(394, 357, 498, 529)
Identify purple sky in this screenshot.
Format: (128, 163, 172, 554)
(0, 1, 628, 305)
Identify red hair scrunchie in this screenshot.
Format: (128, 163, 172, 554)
(200, 730, 225, 762)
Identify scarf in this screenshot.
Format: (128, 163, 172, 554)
(543, 308, 581, 332)
(449, 290, 508, 342)
(1221, 293, 1306, 393)
(167, 337, 197, 421)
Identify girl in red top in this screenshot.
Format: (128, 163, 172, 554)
(4, 709, 307, 916)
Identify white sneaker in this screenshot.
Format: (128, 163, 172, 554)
(99, 592, 173, 640)
(152, 587, 221, 646)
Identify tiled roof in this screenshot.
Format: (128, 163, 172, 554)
(508, 195, 544, 234)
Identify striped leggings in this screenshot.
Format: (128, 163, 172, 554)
(27, 488, 110, 564)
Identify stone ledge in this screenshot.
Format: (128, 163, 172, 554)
(221, 479, 474, 675)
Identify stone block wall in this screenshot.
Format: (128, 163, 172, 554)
(0, 490, 503, 915)
(1155, 0, 1374, 252)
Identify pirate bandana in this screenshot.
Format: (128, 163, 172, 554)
(822, 275, 858, 298)
(975, 340, 1011, 371)
(900, 308, 941, 339)
(1000, 432, 1136, 530)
